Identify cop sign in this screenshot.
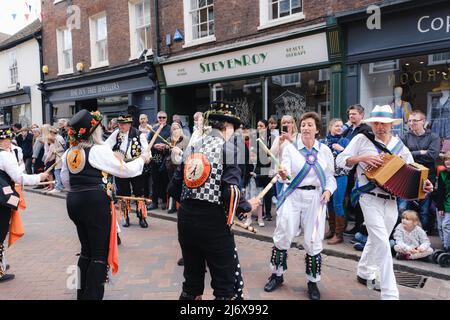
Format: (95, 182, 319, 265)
(418, 15, 450, 33)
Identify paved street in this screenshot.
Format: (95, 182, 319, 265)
(0, 191, 448, 300)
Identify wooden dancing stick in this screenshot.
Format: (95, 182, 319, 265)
(233, 220, 257, 234)
(256, 138, 291, 181)
(44, 158, 62, 174)
(115, 195, 152, 203)
(148, 125, 173, 149)
(37, 180, 56, 186)
(256, 175, 279, 201)
(148, 124, 165, 150)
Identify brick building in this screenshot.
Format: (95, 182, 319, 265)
(41, 0, 156, 125)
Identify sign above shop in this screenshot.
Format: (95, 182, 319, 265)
(0, 93, 31, 107)
(163, 33, 328, 87)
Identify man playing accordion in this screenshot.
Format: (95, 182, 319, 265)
(336, 104, 433, 300)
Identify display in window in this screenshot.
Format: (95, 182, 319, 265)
(390, 86, 412, 138)
(272, 90, 306, 121)
(430, 80, 450, 139)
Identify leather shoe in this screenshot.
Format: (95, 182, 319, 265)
(139, 218, 148, 228)
(264, 274, 283, 292)
(357, 275, 380, 291)
(148, 203, 158, 210)
(122, 217, 130, 228)
(167, 208, 177, 214)
(0, 273, 15, 282)
(117, 234, 121, 246)
(307, 281, 320, 300)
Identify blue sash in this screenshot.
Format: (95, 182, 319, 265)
(276, 144, 326, 210)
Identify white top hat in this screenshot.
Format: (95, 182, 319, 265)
(362, 105, 402, 124)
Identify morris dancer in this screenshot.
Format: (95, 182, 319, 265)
(263, 112, 336, 300)
(0, 126, 49, 282)
(105, 115, 149, 228)
(336, 105, 433, 300)
(61, 110, 151, 299)
(168, 101, 260, 300)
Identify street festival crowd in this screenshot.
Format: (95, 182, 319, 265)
(0, 101, 449, 300)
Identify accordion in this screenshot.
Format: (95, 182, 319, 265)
(364, 153, 429, 200)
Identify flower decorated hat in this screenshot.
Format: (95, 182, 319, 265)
(0, 126, 15, 140)
(68, 109, 102, 146)
(204, 101, 241, 126)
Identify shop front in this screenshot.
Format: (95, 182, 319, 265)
(160, 29, 340, 133)
(43, 64, 157, 126)
(0, 88, 32, 127)
(341, 0, 450, 140)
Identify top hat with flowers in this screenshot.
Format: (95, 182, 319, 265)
(117, 114, 133, 123)
(0, 126, 15, 140)
(204, 101, 241, 127)
(68, 109, 102, 146)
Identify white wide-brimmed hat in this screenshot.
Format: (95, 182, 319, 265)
(362, 105, 402, 125)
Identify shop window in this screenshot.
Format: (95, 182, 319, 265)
(360, 52, 450, 140)
(9, 51, 18, 85)
(428, 52, 450, 66)
(259, 0, 304, 30)
(183, 0, 215, 47)
(56, 28, 73, 74)
(268, 68, 330, 136)
(129, 0, 151, 59)
(89, 13, 108, 68)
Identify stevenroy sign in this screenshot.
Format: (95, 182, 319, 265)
(163, 32, 328, 87)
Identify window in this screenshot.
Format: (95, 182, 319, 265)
(259, 0, 304, 30)
(136, 0, 151, 53)
(57, 28, 73, 73)
(9, 51, 18, 85)
(89, 13, 108, 67)
(183, 0, 215, 47)
(428, 52, 450, 66)
(270, 0, 302, 20)
(282, 73, 301, 86)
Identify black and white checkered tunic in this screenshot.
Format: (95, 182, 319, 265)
(181, 135, 224, 205)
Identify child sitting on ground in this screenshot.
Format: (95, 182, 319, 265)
(393, 210, 433, 260)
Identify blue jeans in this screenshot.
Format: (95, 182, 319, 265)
(397, 195, 431, 230)
(331, 176, 347, 216)
(54, 168, 63, 191)
(437, 211, 450, 250)
(355, 232, 396, 248)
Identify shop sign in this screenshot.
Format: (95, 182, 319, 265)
(163, 32, 328, 86)
(417, 15, 450, 33)
(0, 94, 31, 107)
(385, 68, 450, 87)
(70, 82, 120, 98)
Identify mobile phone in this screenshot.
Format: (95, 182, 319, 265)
(282, 125, 288, 133)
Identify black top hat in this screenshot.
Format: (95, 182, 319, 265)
(205, 101, 241, 126)
(0, 125, 14, 140)
(117, 114, 133, 123)
(68, 109, 102, 146)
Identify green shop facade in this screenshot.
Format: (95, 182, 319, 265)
(156, 22, 344, 135)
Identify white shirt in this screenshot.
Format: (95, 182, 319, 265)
(335, 133, 414, 194)
(0, 149, 40, 185)
(61, 144, 145, 191)
(281, 136, 337, 194)
(104, 129, 149, 161)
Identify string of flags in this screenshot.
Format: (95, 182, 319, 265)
(10, 0, 43, 22)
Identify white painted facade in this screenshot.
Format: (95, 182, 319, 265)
(0, 38, 42, 126)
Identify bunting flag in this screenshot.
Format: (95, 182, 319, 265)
(12, 13, 17, 20)
(24, 13, 30, 21)
(29, 5, 32, 12)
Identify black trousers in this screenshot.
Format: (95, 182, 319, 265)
(67, 190, 111, 300)
(151, 163, 168, 205)
(24, 157, 33, 174)
(178, 200, 239, 298)
(0, 206, 12, 245)
(116, 175, 145, 197)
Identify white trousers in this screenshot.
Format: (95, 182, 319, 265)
(272, 189, 325, 282)
(358, 193, 399, 300)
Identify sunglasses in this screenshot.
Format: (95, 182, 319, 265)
(158, 116, 167, 119)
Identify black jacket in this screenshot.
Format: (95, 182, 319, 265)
(15, 133, 33, 158)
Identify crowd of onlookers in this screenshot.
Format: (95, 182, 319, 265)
(9, 103, 450, 266)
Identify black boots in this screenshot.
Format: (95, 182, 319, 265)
(307, 281, 320, 300)
(122, 216, 130, 228)
(139, 218, 148, 228)
(0, 244, 14, 283)
(117, 234, 121, 246)
(264, 274, 284, 292)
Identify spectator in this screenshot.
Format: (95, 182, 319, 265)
(139, 114, 151, 135)
(31, 127, 45, 177)
(45, 127, 66, 194)
(173, 114, 191, 139)
(57, 118, 69, 150)
(399, 110, 440, 232)
(166, 122, 189, 214)
(342, 104, 372, 236)
(41, 124, 54, 191)
(435, 151, 450, 253)
(14, 124, 33, 174)
(393, 210, 433, 261)
(321, 118, 350, 245)
(187, 111, 204, 149)
(268, 116, 279, 139)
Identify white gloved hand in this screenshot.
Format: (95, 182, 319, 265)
(140, 148, 152, 164)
